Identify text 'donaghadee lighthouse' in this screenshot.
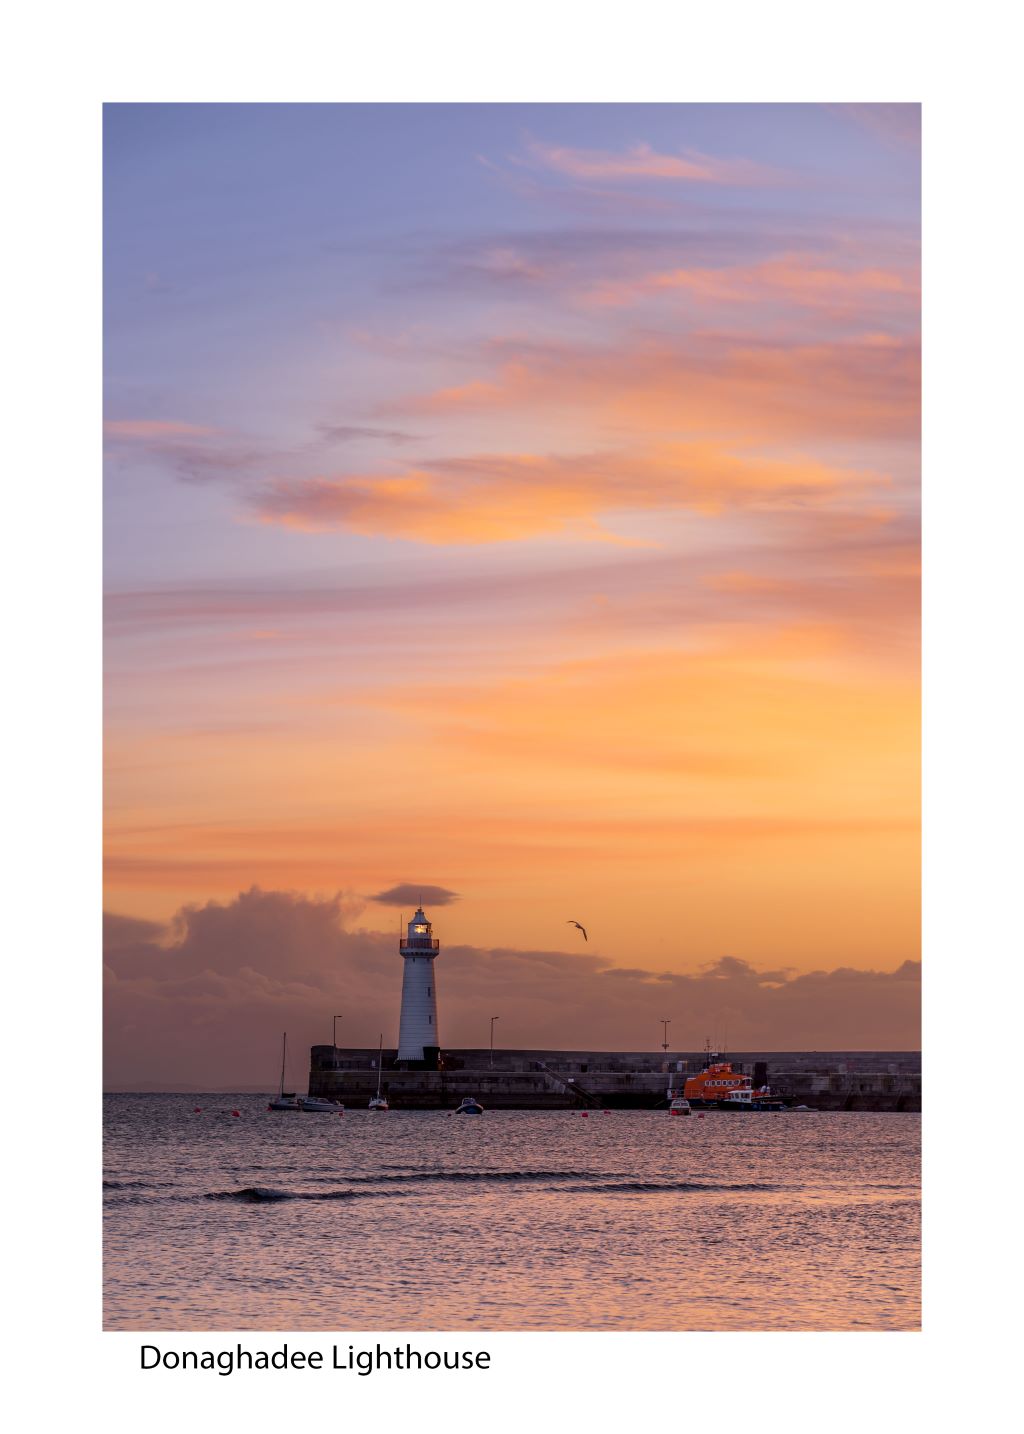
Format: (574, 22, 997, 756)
(396, 907, 441, 1066)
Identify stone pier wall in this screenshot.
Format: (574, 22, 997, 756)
(308, 1047, 921, 1111)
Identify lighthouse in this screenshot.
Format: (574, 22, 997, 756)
(396, 907, 441, 1065)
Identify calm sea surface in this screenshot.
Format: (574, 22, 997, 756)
(104, 1094, 920, 1331)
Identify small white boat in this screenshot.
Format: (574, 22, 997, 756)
(268, 1033, 301, 1110)
(721, 1086, 786, 1112)
(299, 1095, 345, 1113)
(368, 1033, 389, 1111)
(669, 1092, 691, 1115)
(454, 1095, 484, 1115)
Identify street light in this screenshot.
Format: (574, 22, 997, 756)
(661, 1018, 671, 1053)
(333, 1014, 343, 1069)
(490, 1015, 499, 1068)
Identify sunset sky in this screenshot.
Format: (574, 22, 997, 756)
(104, 104, 919, 1079)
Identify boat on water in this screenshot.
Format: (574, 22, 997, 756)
(720, 1087, 787, 1112)
(368, 1033, 389, 1111)
(268, 1032, 301, 1111)
(669, 1093, 691, 1115)
(298, 1095, 345, 1112)
(454, 1096, 484, 1115)
(683, 1046, 790, 1111)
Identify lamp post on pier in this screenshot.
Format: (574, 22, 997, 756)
(490, 1015, 500, 1068)
(333, 1014, 343, 1069)
(661, 1018, 671, 1053)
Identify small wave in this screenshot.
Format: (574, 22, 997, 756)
(582, 1179, 790, 1194)
(103, 1179, 154, 1190)
(207, 1186, 367, 1204)
(346, 1168, 596, 1186)
(204, 1171, 604, 1203)
(203, 1175, 586, 1203)
(205, 1175, 790, 1204)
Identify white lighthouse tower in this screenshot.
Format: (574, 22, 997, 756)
(396, 907, 440, 1063)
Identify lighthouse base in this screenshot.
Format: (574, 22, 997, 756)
(393, 1046, 441, 1072)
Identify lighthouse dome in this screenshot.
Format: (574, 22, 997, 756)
(408, 908, 431, 936)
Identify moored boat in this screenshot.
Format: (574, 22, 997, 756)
(268, 1032, 301, 1110)
(683, 1053, 752, 1107)
(669, 1091, 691, 1115)
(684, 1046, 789, 1111)
(454, 1095, 484, 1114)
(299, 1095, 345, 1112)
(368, 1033, 389, 1111)
(720, 1087, 786, 1112)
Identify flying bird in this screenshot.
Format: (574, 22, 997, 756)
(567, 920, 588, 941)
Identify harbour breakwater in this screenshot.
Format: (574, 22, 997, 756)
(308, 1047, 921, 1111)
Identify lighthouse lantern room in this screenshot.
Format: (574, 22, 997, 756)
(396, 907, 441, 1065)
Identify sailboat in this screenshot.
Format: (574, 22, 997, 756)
(368, 1034, 389, 1111)
(268, 1032, 300, 1110)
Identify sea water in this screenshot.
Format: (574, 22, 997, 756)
(103, 1094, 920, 1330)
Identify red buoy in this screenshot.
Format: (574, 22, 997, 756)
(581, 1112, 589, 1118)
(194, 1107, 202, 1113)
(232, 1109, 240, 1117)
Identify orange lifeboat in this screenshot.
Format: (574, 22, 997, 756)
(683, 1059, 752, 1106)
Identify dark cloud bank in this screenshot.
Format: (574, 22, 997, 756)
(104, 887, 920, 1089)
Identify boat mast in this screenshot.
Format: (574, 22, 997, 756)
(279, 1032, 287, 1100)
(376, 1033, 383, 1099)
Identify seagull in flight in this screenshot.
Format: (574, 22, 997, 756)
(567, 920, 588, 941)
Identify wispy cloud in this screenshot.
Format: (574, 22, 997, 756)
(360, 631, 920, 804)
(104, 419, 217, 439)
(523, 138, 783, 187)
(830, 104, 921, 150)
(104, 418, 296, 486)
(316, 424, 419, 446)
(250, 443, 882, 544)
(102, 510, 918, 675)
(378, 331, 920, 443)
(581, 253, 918, 316)
(433, 222, 827, 295)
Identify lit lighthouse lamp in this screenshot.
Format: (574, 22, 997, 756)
(396, 907, 441, 1067)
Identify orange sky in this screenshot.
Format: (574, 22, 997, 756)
(104, 105, 919, 1059)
